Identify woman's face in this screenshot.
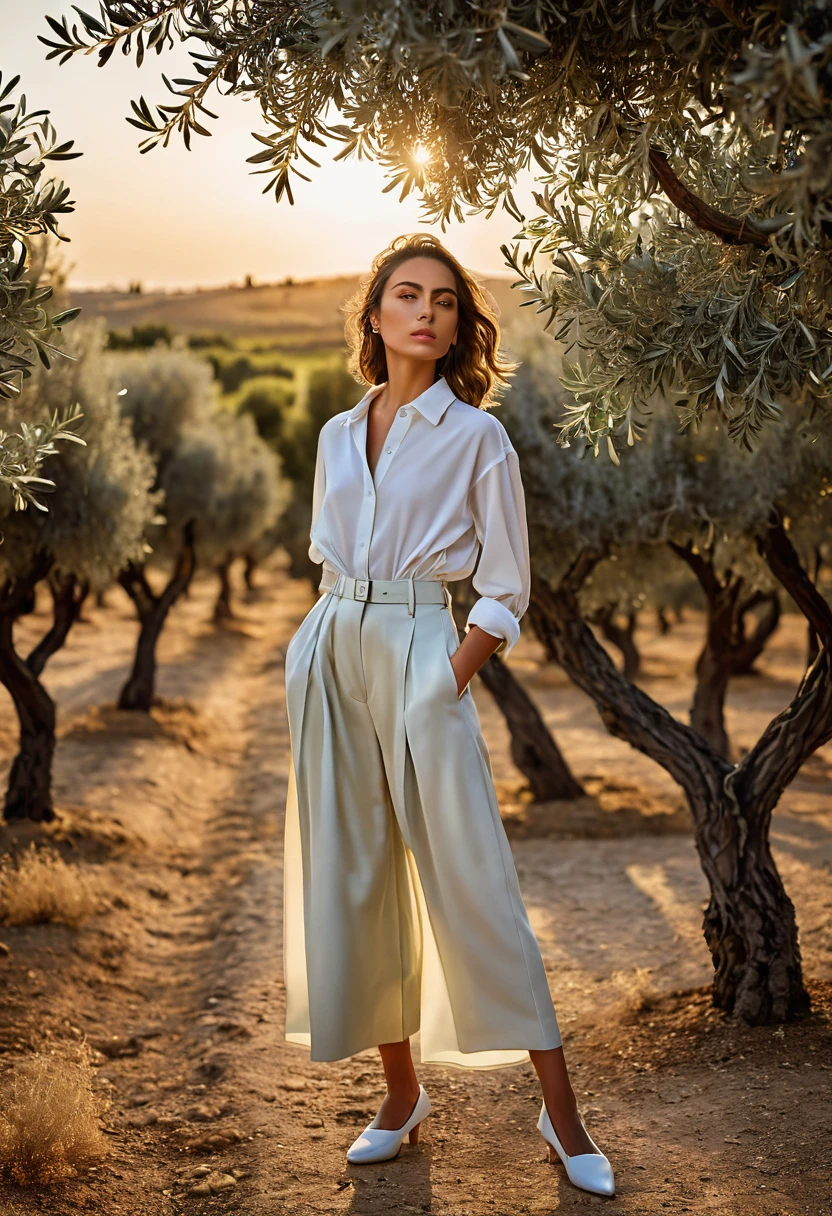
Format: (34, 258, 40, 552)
(370, 256, 460, 364)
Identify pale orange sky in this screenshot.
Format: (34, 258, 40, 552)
(6, 4, 541, 290)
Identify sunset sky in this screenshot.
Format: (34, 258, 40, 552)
(6, 4, 540, 290)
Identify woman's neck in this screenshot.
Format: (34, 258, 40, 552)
(377, 353, 437, 411)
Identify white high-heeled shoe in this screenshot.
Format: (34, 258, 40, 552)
(538, 1101, 615, 1196)
(346, 1085, 431, 1164)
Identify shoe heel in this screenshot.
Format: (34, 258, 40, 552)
(546, 1142, 558, 1164)
(408, 1123, 421, 1144)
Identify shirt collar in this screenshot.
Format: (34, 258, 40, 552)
(341, 375, 457, 427)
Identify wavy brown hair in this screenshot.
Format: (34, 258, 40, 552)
(342, 233, 518, 410)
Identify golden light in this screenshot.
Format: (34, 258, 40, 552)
(412, 143, 431, 165)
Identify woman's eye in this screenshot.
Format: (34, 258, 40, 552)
(398, 292, 454, 306)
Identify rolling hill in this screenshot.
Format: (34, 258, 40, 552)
(68, 273, 526, 350)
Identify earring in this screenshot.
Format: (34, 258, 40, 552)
(371, 323, 380, 333)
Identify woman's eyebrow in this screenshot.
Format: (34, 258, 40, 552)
(391, 280, 459, 298)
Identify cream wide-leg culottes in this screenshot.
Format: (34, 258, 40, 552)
(282, 574, 562, 1070)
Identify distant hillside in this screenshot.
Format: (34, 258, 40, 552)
(69, 274, 524, 349)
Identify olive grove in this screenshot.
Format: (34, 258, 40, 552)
(40, 1, 832, 1026)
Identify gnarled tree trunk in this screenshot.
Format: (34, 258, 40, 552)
(656, 605, 671, 636)
(669, 542, 782, 758)
(118, 522, 196, 711)
(528, 518, 824, 1025)
(595, 604, 641, 680)
(243, 554, 258, 591)
(731, 590, 781, 676)
(476, 653, 584, 803)
(28, 571, 90, 678)
(806, 546, 823, 671)
(214, 550, 235, 622)
(450, 580, 583, 802)
(0, 551, 57, 821)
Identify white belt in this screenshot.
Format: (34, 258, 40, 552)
(330, 573, 450, 616)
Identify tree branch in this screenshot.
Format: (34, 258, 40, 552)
(707, 0, 749, 28)
(0, 551, 54, 616)
(668, 538, 723, 598)
(648, 146, 771, 249)
(26, 572, 88, 678)
(733, 646, 832, 821)
(758, 516, 832, 645)
(528, 565, 730, 803)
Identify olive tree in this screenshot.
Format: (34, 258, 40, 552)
(194, 410, 289, 622)
(500, 323, 831, 1026)
(0, 320, 160, 820)
(0, 72, 83, 509)
(579, 539, 783, 717)
(110, 347, 216, 710)
(42, 2, 832, 1021)
(578, 546, 684, 683)
(111, 348, 290, 702)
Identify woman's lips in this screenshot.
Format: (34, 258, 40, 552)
(411, 332, 436, 340)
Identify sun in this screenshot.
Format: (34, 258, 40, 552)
(412, 144, 431, 166)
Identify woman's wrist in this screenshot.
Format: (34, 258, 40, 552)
(450, 624, 504, 695)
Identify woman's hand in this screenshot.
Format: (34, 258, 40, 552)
(449, 624, 505, 697)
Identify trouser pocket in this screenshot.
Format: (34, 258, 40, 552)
(439, 605, 466, 700)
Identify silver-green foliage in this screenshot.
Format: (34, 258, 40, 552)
(193, 409, 289, 567)
(153, 410, 288, 569)
(109, 347, 288, 566)
(499, 318, 832, 610)
(0, 319, 162, 589)
(0, 72, 83, 507)
(110, 343, 218, 467)
(502, 111, 832, 456)
(42, 2, 832, 450)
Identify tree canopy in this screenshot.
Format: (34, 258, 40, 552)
(500, 318, 831, 587)
(43, 2, 832, 452)
(0, 73, 83, 509)
(0, 319, 160, 588)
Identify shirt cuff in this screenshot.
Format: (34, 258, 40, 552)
(465, 597, 521, 657)
(318, 561, 337, 594)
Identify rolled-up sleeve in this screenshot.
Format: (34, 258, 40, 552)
(464, 444, 531, 657)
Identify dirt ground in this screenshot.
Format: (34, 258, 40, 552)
(0, 552, 829, 1216)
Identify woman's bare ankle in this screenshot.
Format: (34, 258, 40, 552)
(375, 1085, 421, 1130)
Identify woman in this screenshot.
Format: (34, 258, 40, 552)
(282, 233, 614, 1198)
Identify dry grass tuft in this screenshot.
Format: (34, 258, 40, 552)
(0, 844, 105, 928)
(0, 1040, 110, 1185)
(610, 965, 662, 1016)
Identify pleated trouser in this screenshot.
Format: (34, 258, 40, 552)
(282, 581, 562, 1070)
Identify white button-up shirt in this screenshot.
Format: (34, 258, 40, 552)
(307, 374, 531, 655)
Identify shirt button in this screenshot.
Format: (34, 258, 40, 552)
(359, 541, 365, 548)
(385, 447, 392, 454)
(399, 408, 407, 417)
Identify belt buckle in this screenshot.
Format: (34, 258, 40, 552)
(354, 578, 370, 601)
